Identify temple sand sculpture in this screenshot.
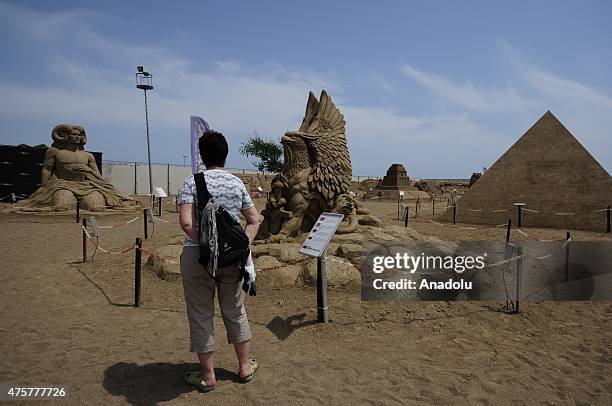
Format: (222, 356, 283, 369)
(440, 111, 612, 231)
(256, 90, 382, 242)
(378, 164, 411, 190)
(364, 163, 428, 200)
(8, 124, 140, 212)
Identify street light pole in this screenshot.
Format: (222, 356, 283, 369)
(136, 66, 154, 197)
(143, 88, 153, 196)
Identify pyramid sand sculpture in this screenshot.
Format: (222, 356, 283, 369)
(440, 111, 612, 231)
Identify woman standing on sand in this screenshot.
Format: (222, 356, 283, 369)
(178, 130, 260, 392)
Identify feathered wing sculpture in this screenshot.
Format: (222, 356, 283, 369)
(300, 90, 353, 204)
(256, 90, 378, 241)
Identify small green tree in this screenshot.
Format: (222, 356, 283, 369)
(239, 135, 284, 173)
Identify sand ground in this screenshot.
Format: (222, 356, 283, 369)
(1, 199, 611, 405)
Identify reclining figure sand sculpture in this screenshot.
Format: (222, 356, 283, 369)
(257, 90, 380, 242)
(11, 124, 139, 212)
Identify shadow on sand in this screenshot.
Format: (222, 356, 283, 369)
(68, 262, 134, 307)
(266, 313, 318, 340)
(103, 361, 240, 405)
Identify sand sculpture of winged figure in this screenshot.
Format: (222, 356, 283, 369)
(257, 90, 377, 242)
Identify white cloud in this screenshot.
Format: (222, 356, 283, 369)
(398, 47, 612, 172)
(0, 2, 338, 167)
(0, 0, 503, 177)
(0, 3, 610, 176)
(401, 64, 541, 114)
(502, 45, 612, 169)
(344, 107, 508, 177)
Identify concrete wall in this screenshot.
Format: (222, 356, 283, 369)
(102, 160, 382, 195)
(102, 162, 193, 195)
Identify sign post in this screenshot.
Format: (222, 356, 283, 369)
(299, 212, 344, 323)
(316, 252, 328, 323)
(87, 216, 99, 238)
(154, 187, 167, 217)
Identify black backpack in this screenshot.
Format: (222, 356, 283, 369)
(194, 172, 250, 271)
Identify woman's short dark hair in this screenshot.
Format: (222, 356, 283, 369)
(199, 130, 228, 168)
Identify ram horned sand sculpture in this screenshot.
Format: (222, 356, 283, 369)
(256, 90, 381, 242)
(9, 124, 139, 212)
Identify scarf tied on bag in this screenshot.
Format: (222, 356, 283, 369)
(199, 199, 221, 276)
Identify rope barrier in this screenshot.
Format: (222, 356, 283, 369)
(98, 216, 139, 229)
(153, 217, 181, 225)
(79, 202, 599, 276)
(81, 229, 368, 275)
(82, 226, 135, 255)
(257, 257, 310, 272)
(510, 224, 567, 243)
(427, 220, 507, 230)
(488, 252, 554, 267)
(81, 230, 348, 273)
(450, 206, 607, 215)
(138, 247, 180, 265)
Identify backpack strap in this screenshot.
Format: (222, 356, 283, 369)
(194, 172, 212, 207)
(194, 172, 212, 262)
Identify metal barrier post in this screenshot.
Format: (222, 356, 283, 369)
(564, 232, 571, 282)
(515, 246, 523, 314)
(144, 208, 149, 239)
(506, 218, 512, 243)
(134, 238, 142, 307)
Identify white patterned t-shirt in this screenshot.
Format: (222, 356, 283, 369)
(179, 169, 254, 246)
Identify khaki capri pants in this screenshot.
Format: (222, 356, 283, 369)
(180, 246, 252, 353)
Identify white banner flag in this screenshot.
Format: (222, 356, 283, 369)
(190, 116, 211, 174)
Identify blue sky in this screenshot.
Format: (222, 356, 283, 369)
(1, 0, 611, 177)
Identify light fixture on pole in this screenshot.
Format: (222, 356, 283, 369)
(136, 66, 154, 197)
